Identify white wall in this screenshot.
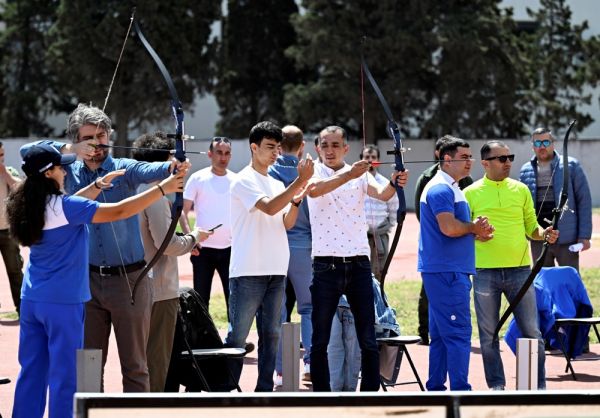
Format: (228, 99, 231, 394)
(6, 137, 598, 209)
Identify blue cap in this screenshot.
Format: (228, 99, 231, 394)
(22, 144, 76, 176)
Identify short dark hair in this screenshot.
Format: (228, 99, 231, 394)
(439, 136, 469, 162)
(480, 140, 507, 160)
(314, 135, 319, 147)
(434, 135, 458, 160)
(132, 131, 174, 162)
(318, 125, 347, 144)
(209, 137, 231, 152)
(360, 144, 380, 159)
(249, 121, 283, 146)
(531, 127, 554, 140)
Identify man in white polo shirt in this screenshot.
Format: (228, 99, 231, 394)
(307, 126, 408, 392)
(225, 121, 314, 392)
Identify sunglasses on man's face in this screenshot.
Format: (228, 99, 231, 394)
(533, 139, 552, 148)
(484, 154, 515, 163)
(212, 137, 231, 144)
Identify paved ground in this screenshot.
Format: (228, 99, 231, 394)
(0, 213, 599, 416)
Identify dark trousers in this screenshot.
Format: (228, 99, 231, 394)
(310, 256, 380, 392)
(0, 229, 23, 313)
(531, 241, 579, 271)
(85, 268, 152, 392)
(191, 247, 230, 319)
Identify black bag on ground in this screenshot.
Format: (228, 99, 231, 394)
(164, 287, 236, 392)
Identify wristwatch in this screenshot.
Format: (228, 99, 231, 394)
(291, 199, 302, 207)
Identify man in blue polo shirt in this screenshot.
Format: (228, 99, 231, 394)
(418, 136, 493, 391)
(21, 104, 180, 392)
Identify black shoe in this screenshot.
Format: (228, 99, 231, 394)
(418, 336, 430, 346)
(244, 342, 255, 354)
(0, 377, 10, 385)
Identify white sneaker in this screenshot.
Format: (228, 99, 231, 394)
(274, 373, 283, 387)
(302, 363, 311, 382)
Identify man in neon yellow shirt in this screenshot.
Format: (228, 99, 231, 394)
(464, 140, 558, 391)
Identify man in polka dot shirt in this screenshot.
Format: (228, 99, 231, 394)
(306, 125, 408, 392)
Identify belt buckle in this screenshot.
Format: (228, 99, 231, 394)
(99, 266, 111, 276)
(341, 256, 351, 263)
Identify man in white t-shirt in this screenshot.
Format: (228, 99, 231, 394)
(307, 126, 408, 392)
(225, 121, 314, 392)
(182, 137, 235, 315)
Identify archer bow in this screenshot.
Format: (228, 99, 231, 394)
(493, 119, 576, 339)
(361, 53, 407, 300)
(130, 20, 187, 304)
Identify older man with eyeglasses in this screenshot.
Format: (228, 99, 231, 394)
(465, 140, 559, 391)
(520, 128, 592, 272)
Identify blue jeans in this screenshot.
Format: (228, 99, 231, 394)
(474, 267, 545, 389)
(310, 256, 379, 392)
(276, 247, 313, 373)
(13, 300, 85, 418)
(327, 302, 361, 391)
(422, 272, 472, 391)
(224, 275, 284, 392)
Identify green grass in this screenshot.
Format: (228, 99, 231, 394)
(207, 267, 600, 343)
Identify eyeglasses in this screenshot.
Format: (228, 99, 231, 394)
(484, 154, 515, 163)
(533, 139, 552, 148)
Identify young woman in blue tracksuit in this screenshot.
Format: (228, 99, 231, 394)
(8, 144, 185, 418)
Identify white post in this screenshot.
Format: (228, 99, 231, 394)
(516, 338, 538, 390)
(281, 322, 300, 392)
(77, 349, 102, 392)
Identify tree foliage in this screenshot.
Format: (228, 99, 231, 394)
(47, 0, 220, 152)
(213, 0, 299, 137)
(523, 0, 600, 133)
(284, 0, 438, 140)
(422, 0, 533, 138)
(0, 0, 58, 137)
(1, 1, 599, 142)
(281, 0, 600, 139)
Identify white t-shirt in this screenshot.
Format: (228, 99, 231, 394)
(307, 162, 371, 257)
(229, 165, 290, 277)
(183, 167, 236, 249)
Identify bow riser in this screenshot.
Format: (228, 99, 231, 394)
(130, 20, 187, 303)
(361, 56, 407, 295)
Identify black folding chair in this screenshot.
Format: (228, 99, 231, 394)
(377, 335, 425, 391)
(553, 317, 600, 380)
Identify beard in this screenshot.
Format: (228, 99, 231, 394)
(90, 148, 109, 163)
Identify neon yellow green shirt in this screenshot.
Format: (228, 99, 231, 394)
(463, 175, 539, 268)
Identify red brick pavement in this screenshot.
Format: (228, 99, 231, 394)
(1, 213, 599, 417)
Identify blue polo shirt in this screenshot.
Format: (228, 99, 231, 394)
(417, 170, 475, 275)
(22, 195, 99, 304)
(21, 141, 171, 266)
